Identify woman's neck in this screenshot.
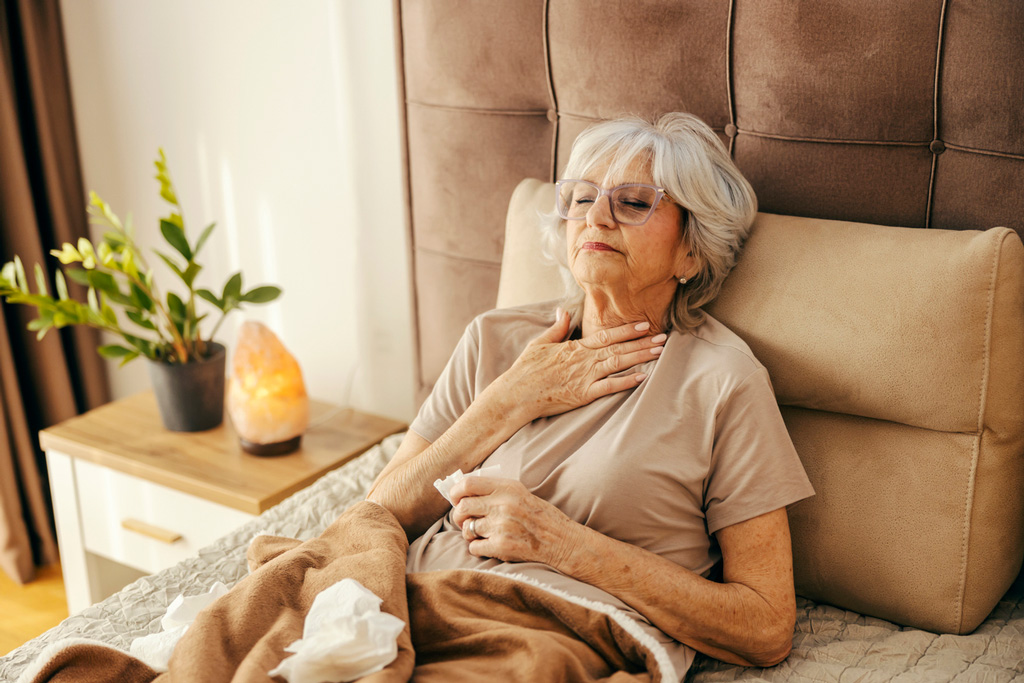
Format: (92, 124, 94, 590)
(580, 287, 674, 338)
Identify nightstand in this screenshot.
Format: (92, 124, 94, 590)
(41, 392, 405, 614)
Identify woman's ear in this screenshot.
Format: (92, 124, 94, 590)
(675, 247, 697, 282)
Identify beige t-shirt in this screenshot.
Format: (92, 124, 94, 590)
(406, 301, 814, 679)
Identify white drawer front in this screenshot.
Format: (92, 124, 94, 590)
(75, 459, 255, 574)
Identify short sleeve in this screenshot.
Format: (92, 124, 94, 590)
(704, 368, 815, 535)
(408, 319, 481, 443)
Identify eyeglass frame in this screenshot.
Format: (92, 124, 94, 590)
(554, 179, 673, 226)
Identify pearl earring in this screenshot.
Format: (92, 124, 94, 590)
(679, 276, 687, 285)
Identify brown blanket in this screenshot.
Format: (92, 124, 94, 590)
(23, 502, 666, 682)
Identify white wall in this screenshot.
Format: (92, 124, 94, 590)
(60, 0, 415, 422)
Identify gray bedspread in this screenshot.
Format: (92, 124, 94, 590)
(2, 433, 1022, 682)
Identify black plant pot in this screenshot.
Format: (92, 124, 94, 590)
(147, 343, 226, 432)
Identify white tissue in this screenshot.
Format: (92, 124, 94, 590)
(269, 578, 406, 683)
(160, 581, 229, 630)
(129, 581, 229, 672)
(432, 464, 504, 504)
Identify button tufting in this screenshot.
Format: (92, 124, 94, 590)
(546, 109, 557, 122)
(929, 139, 946, 155)
(724, 123, 738, 138)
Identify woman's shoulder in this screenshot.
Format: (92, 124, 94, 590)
(468, 300, 558, 349)
(473, 300, 559, 331)
(673, 313, 766, 381)
(660, 315, 781, 414)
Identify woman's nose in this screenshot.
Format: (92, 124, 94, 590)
(586, 194, 617, 229)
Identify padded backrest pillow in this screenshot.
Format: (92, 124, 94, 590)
(497, 178, 1024, 635)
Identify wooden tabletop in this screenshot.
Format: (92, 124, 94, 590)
(39, 392, 406, 515)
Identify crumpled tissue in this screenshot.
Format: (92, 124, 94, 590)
(129, 581, 229, 672)
(433, 464, 504, 504)
(268, 578, 406, 683)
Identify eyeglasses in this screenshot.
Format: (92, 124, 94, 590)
(555, 179, 669, 226)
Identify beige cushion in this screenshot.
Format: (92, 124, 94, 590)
(501, 177, 1024, 634)
(496, 180, 562, 309)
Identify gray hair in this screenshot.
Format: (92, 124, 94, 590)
(541, 112, 757, 332)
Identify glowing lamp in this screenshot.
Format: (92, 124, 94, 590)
(227, 321, 309, 455)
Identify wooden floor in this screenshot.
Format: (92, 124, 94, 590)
(0, 563, 68, 656)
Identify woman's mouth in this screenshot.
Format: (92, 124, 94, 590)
(582, 241, 619, 252)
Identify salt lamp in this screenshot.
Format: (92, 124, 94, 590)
(227, 321, 309, 455)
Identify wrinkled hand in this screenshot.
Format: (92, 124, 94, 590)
(450, 476, 580, 567)
(500, 310, 666, 421)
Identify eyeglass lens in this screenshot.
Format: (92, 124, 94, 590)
(557, 181, 661, 225)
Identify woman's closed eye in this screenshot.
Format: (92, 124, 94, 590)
(618, 199, 652, 210)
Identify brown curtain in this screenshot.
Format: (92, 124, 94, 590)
(0, 0, 109, 584)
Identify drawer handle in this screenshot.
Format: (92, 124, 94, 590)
(121, 518, 183, 544)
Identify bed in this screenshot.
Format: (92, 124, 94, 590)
(1, 432, 1021, 682)
(4, 0, 1024, 680)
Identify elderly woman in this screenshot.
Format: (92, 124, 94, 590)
(367, 112, 813, 677)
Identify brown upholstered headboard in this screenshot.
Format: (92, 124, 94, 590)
(394, 1, 1024, 403)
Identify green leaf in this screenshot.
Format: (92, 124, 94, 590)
(196, 288, 223, 310)
(194, 223, 216, 256)
(154, 149, 179, 206)
(97, 344, 135, 359)
(50, 243, 82, 265)
(222, 271, 242, 303)
(100, 301, 117, 326)
(76, 238, 97, 269)
(126, 309, 157, 330)
(84, 270, 120, 298)
(27, 309, 54, 332)
(129, 283, 153, 311)
(167, 292, 187, 323)
(240, 285, 282, 304)
(155, 251, 186, 280)
(14, 256, 28, 293)
(96, 241, 115, 267)
(122, 247, 140, 280)
(1, 261, 16, 287)
(64, 268, 88, 286)
(160, 219, 191, 261)
(102, 231, 127, 249)
(160, 185, 178, 205)
(33, 264, 48, 296)
(87, 287, 99, 313)
(182, 262, 202, 288)
(55, 271, 69, 301)
(87, 191, 123, 231)
(123, 333, 157, 360)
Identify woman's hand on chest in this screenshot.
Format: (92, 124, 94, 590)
(494, 310, 666, 423)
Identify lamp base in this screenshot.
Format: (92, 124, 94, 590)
(239, 435, 302, 456)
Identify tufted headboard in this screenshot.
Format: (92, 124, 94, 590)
(393, 0, 1024, 402)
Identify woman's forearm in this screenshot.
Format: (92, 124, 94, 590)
(552, 511, 797, 667)
(366, 382, 533, 538)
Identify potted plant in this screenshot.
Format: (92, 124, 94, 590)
(0, 149, 282, 431)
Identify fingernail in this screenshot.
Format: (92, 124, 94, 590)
(635, 322, 650, 331)
(555, 306, 564, 320)
(650, 333, 667, 344)
(635, 373, 647, 382)
(650, 346, 663, 356)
